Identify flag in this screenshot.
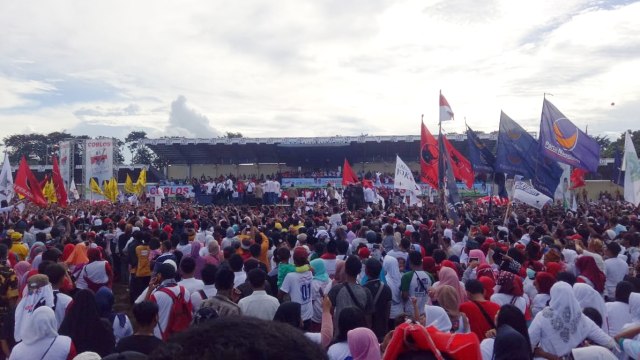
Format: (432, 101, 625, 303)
(51, 155, 68, 207)
(342, 159, 359, 186)
(39, 174, 50, 191)
(106, 177, 119, 202)
(394, 155, 420, 194)
(513, 180, 552, 210)
(90, 177, 104, 196)
(420, 121, 439, 189)
(438, 131, 460, 221)
(442, 135, 474, 188)
(125, 174, 137, 193)
(0, 153, 13, 203)
(135, 168, 147, 195)
(439, 93, 454, 122)
(466, 126, 495, 173)
(570, 168, 587, 189)
(539, 98, 600, 172)
(623, 131, 640, 206)
(612, 149, 624, 186)
(494, 172, 509, 199)
(69, 179, 80, 200)
(496, 111, 562, 198)
(43, 179, 57, 204)
(13, 156, 47, 207)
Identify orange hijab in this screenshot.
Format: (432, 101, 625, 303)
(65, 242, 89, 265)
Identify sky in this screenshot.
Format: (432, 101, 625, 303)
(1, 0, 639, 146)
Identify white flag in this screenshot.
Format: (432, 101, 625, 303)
(439, 93, 454, 122)
(623, 131, 640, 206)
(394, 155, 420, 193)
(513, 180, 552, 210)
(69, 179, 80, 201)
(0, 153, 13, 204)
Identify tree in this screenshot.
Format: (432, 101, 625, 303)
(125, 131, 157, 165)
(224, 132, 243, 139)
(604, 130, 640, 157)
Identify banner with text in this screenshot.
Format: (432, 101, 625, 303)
(58, 141, 72, 190)
(147, 185, 193, 197)
(84, 139, 114, 198)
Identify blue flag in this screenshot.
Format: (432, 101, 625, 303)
(466, 126, 495, 173)
(496, 111, 563, 198)
(539, 99, 600, 172)
(613, 149, 624, 186)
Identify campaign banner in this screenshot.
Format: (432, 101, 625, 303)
(58, 141, 72, 190)
(147, 185, 193, 197)
(280, 178, 342, 188)
(513, 180, 552, 210)
(84, 139, 113, 198)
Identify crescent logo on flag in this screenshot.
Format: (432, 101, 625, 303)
(508, 154, 522, 164)
(507, 130, 522, 140)
(553, 118, 579, 150)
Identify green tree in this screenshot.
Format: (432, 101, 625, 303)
(125, 131, 157, 165)
(603, 130, 640, 157)
(224, 132, 243, 138)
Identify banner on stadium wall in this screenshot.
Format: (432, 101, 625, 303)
(147, 185, 193, 197)
(281, 178, 343, 188)
(58, 141, 72, 190)
(84, 139, 113, 197)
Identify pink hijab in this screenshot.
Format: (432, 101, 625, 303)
(348, 327, 381, 360)
(468, 249, 487, 265)
(14, 261, 32, 290)
(436, 267, 467, 304)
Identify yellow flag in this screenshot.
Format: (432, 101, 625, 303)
(90, 178, 104, 195)
(135, 168, 147, 195)
(43, 179, 57, 203)
(125, 174, 136, 194)
(108, 177, 119, 202)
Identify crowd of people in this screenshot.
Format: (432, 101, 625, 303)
(0, 185, 639, 359)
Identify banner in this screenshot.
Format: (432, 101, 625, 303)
(513, 180, 552, 210)
(58, 141, 72, 190)
(0, 153, 13, 204)
(84, 139, 113, 198)
(623, 131, 640, 206)
(554, 163, 571, 202)
(394, 155, 420, 194)
(539, 99, 600, 172)
(147, 185, 193, 197)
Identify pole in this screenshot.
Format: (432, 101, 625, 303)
(488, 171, 494, 216)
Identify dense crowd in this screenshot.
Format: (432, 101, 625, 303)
(0, 188, 639, 360)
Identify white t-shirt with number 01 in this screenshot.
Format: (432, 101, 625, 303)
(281, 270, 314, 321)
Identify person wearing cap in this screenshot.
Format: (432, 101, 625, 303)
(279, 247, 314, 330)
(9, 232, 28, 262)
(144, 262, 191, 339)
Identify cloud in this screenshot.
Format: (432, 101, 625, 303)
(166, 96, 220, 138)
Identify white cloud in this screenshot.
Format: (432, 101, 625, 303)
(0, 0, 638, 143)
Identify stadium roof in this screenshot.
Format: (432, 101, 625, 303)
(140, 133, 510, 166)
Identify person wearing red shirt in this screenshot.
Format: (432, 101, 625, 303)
(460, 279, 500, 341)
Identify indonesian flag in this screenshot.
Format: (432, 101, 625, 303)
(420, 122, 439, 189)
(13, 156, 47, 207)
(570, 168, 587, 189)
(342, 158, 358, 186)
(442, 135, 475, 189)
(439, 93, 454, 122)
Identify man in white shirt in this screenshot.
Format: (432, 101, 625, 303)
(228, 254, 247, 288)
(605, 281, 634, 336)
(190, 264, 218, 312)
(279, 247, 313, 329)
(238, 269, 280, 320)
(604, 242, 629, 300)
(177, 257, 204, 295)
(145, 263, 191, 339)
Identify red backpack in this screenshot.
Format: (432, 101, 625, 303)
(157, 285, 193, 340)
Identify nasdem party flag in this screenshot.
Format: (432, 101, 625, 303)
(539, 98, 600, 172)
(466, 125, 495, 174)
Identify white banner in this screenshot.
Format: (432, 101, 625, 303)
(394, 155, 420, 193)
(513, 180, 552, 210)
(85, 139, 113, 197)
(554, 163, 571, 202)
(0, 153, 13, 203)
(59, 141, 72, 190)
(624, 132, 640, 206)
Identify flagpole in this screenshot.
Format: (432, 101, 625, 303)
(438, 90, 446, 219)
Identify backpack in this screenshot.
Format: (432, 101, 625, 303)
(157, 285, 193, 340)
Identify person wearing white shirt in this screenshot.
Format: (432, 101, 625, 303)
(238, 269, 280, 321)
(605, 281, 634, 336)
(604, 242, 628, 300)
(178, 257, 204, 295)
(190, 264, 218, 312)
(228, 254, 247, 288)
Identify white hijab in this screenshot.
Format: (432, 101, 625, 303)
(21, 306, 58, 345)
(573, 283, 607, 328)
(424, 305, 452, 332)
(383, 256, 402, 303)
(548, 282, 583, 343)
(629, 292, 640, 324)
(14, 275, 55, 343)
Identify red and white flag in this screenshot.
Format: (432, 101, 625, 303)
(439, 93, 454, 122)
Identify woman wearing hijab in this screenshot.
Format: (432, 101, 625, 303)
(62, 243, 75, 262)
(27, 241, 45, 268)
(14, 274, 55, 344)
(188, 241, 206, 279)
(436, 285, 469, 334)
(528, 282, 615, 359)
(573, 283, 607, 330)
(531, 272, 555, 317)
(348, 327, 381, 360)
(95, 287, 133, 344)
(422, 256, 438, 282)
(478, 276, 495, 299)
(59, 289, 116, 357)
(9, 306, 77, 360)
(476, 263, 495, 280)
(204, 240, 221, 266)
(65, 242, 89, 277)
(383, 256, 403, 328)
(310, 258, 332, 331)
(462, 249, 487, 283)
(480, 304, 531, 360)
(490, 271, 527, 315)
(327, 307, 367, 360)
(431, 267, 467, 305)
(75, 248, 112, 292)
(13, 261, 31, 294)
(575, 256, 606, 294)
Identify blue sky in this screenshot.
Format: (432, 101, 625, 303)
(1, 0, 639, 144)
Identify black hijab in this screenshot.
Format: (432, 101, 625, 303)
(493, 325, 531, 360)
(273, 302, 302, 329)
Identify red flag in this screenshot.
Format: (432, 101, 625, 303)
(362, 179, 374, 189)
(342, 159, 358, 186)
(442, 136, 475, 189)
(570, 168, 587, 189)
(51, 155, 68, 207)
(420, 122, 439, 189)
(13, 156, 47, 207)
